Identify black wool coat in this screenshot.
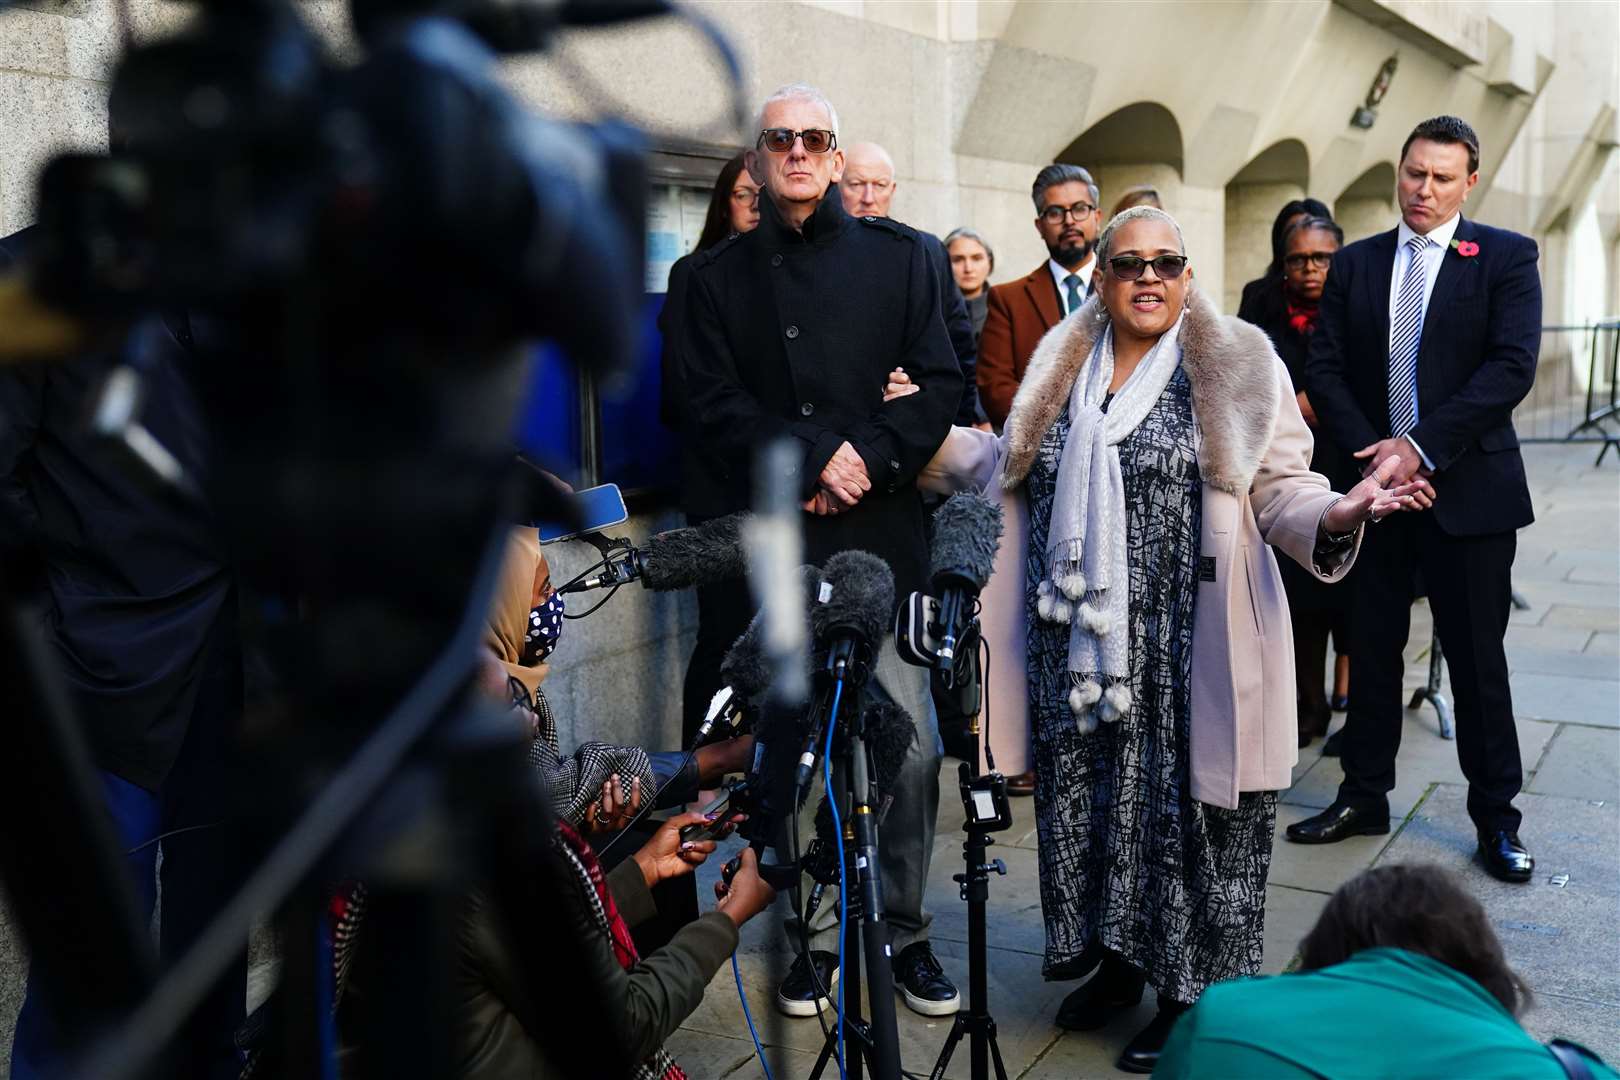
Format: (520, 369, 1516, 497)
(682, 191, 963, 598)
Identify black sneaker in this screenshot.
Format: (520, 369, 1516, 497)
(776, 949, 839, 1018)
(893, 942, 960, 1017)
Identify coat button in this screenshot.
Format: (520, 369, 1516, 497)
(863, 215, 875, 222)
(785, 325, 800, 340)
(889, 459, 900, 471)
(800, 402, 815, 416)
(771, 254, 783, 267)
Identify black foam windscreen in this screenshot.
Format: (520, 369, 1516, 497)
(929, 490, 1003, 591)
(862, 699, 918, 794)
(811, 550, 894, 649)
(638, 513, 748, 591)
(718, 563, 821, 702)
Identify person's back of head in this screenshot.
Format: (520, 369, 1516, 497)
(1299, 863, 1531, 1016)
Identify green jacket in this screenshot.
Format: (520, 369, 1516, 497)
(1155, 948, 1617, 1080)
(455, 859, 739, 1079)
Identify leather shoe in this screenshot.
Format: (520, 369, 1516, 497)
(1117, 1001, 1190, 1074)
(1285, 802, 1389, 844)
(1006, 769, 1036, 797)
(1478, 830, 1534, 883)
(1054, 955, 1145, 1031)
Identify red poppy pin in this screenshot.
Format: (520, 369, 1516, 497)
(1451, 238, 1480, 257)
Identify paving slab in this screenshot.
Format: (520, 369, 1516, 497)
(1374, 786, 1620, 1063)
(1543, 603, 1620, 634)
(1589, 632, 1620, 657)
(1510, 672, 1620, 726)
(1260, 884, 1330, 976)
(1507, 645, 1620, 680)
(1528, 725, 1620, 802)
(1508, 624, 1600, 654)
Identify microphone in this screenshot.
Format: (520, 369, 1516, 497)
(927, 491, 1004, 669)
(695, 565, 821, 745)
(558, 513, 748, 596)
(795, 551, 894, 790)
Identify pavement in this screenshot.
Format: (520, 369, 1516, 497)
(671, 441, 1620, 1079)
(0, 443, 1614, 1079)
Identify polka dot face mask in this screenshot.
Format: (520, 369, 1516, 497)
(522, 591, 566, 665)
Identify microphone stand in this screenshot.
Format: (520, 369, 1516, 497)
(928, 622, 1011, 1080)
(805, 648, 903, 1080)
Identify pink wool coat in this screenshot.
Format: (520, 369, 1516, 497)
(921, 287, 1362, 809)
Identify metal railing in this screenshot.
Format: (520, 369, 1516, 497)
(1516, 320, 1620, 463)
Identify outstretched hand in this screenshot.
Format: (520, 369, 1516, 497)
(631, 810, 741, 888)
(1322, 454, 1437, 535)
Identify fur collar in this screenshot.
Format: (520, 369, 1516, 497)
(1000, 286, 1280, 495)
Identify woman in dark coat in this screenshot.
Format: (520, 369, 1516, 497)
(657, 154, 762, 745)
(1238, 215, 1352, 745)
(1236, 197, 1332, 324)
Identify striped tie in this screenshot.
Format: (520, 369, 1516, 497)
(1387, 235, 1432, 438)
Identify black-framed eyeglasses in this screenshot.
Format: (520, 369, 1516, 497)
(1106, 254, 1189, 281)
(757, 128, 837, 154)
(1284, 252, 1334, 271)
(731, 187, 760, 207)
(1039, 201, 1096, 225)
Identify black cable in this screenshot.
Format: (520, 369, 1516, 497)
(562, 580, 623, 620)
(787, 685, 837, 1043)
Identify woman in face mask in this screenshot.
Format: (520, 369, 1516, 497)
(482, 526, 753, 831)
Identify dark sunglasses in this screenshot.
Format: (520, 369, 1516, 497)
(1284, 252, 1334, 271)
(1107, 254, 1188, 281)
(757, 128, 837, 154)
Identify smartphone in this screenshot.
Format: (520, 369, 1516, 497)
(536, 483, 628, 544)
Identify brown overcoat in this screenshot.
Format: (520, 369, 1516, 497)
(922, 287, 1363, 808)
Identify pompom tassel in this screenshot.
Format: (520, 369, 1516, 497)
(1075, 712, 1100, 735)
(1099, 682, 1133, 723)
(1049, 597, 1073, 624)
(1078, 602, 1112, 636)
(1058, 572, 1087, 601)
(1037, 592, 1055, 621)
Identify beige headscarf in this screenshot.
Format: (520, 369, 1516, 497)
(484, 526, 551, 697)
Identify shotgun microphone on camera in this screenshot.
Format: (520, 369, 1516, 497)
(928, 491, 1004, 668)
(557, 513, 750, 596)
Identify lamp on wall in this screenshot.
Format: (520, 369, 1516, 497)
(1350, 54, 1399, 130)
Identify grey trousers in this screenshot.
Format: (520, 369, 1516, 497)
(781, 636, 941, 957)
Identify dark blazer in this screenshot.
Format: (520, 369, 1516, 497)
(681, 192, 962, 599)
(1305, 217, 1541, 537)
(977, 262, 1063, 427)
(920, 230, 982, 425)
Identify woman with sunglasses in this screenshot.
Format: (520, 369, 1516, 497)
(907, 206, 1433, 1072)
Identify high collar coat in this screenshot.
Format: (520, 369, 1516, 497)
(921, 287, 1364, 808)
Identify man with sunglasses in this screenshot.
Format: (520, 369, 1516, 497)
(976, 164, 1102, 432)
(681, 83, 964, 1020)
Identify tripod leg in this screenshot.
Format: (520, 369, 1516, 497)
(927, 1014, 969, 1080)
(809, 1027, 839, 1080)
(988, 1021, 1011, 1080)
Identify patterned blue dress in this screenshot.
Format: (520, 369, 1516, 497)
(1024, 364, 1277, 1004)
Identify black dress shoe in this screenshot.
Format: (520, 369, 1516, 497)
(1117, 1000, 1190, 1074)
(1479, 830, 1534, 883)
(1054, 955, 1145, 1031)
(1285, 802, 1390, 844)
(1321, 728, 1344, 757)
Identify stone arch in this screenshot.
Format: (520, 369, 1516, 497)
(1335, 162, 1397, 243)
(1058, 103, 1185, 227)
(1224, 139, 1313, 311)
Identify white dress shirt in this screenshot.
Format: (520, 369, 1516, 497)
(1049, 255, 1096, 317)
(1387, 212, 1461, 469)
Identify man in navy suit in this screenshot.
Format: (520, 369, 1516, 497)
(1287, 116, 1541, 884)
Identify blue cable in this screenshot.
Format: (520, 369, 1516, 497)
(824, 677, 848, 1080)
(733, 952, 775, 1080)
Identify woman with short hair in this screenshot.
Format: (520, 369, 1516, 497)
(911, 206, 1432, 1071)
(944, 226, 996, 341)
(1156, 864, 1619, 1078)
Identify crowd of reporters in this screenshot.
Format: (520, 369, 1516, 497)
(2, 61, 1613, 1080)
